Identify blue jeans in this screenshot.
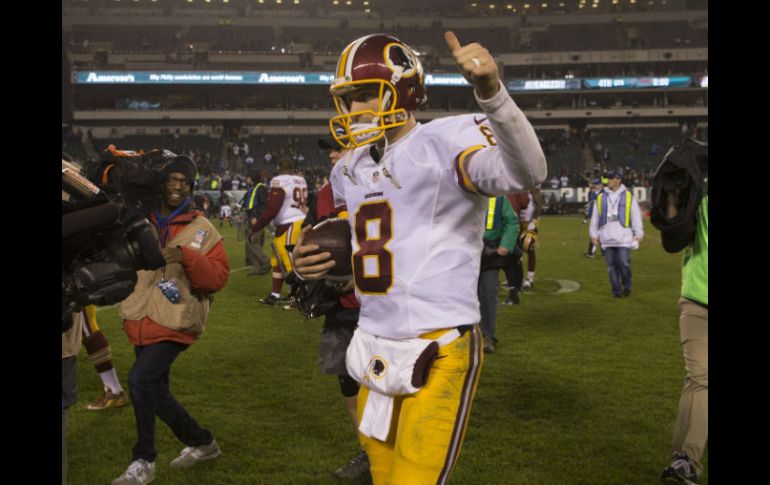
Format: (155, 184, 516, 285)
(129, 341, 212, 462)
(603, 246, 632, 296)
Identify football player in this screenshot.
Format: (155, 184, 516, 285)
(250, 158, 308, 304)
(292, 32, 546, 485)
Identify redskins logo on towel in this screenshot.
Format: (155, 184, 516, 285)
(366, 356, 388, 381)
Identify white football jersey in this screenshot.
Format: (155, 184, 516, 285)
(270, 174, 308, 225)
(520, 192, 535, 221)
(330, 114, 529, 339)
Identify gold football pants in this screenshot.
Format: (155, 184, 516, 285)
(270, 219, 304, 275)
(357, 325, 483, 485)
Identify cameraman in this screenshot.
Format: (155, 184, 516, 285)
(112, 156, 229, 485)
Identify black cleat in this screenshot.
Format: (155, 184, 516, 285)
(622, 288, 632, 297)
(661, 452, 699, 485)
(334, 450, 371, 481)
(503, 291, 520, 305)
(259, 294, 281, 305)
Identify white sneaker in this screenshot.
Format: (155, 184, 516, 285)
(170, 439, 221, 468)
(522, 279, 532, 290)
(112, 459, 155, 485)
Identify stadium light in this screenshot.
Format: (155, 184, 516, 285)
(542, 2, 547, 7)
(471, 3, 477, 7)
(345, 0, 352, 5)
(294, 0, 300, 4)
(364, 0, 369, 4)
(276, 0, 282, 4)
(365, 8, 370, 12)
(258, 0, 264, 3)
(506, 3, 512, 8)
(524, 3, 530, 8)
(333, 0, 338, 4)
(489, 4, 495, 8)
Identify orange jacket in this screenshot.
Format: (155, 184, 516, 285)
(123, 210, 229, 347)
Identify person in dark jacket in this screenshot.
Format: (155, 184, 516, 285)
(242, 169, 270, 275)
(478, 195, 520, 353)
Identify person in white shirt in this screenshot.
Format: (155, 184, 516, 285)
(589, 170, 644, 297)
(291, 32, 546, 485)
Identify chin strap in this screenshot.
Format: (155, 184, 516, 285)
(377, 136, 402, 190)
(341, 149, 358, 185)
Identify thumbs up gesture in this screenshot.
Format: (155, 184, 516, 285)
(444, 31, 500, 100)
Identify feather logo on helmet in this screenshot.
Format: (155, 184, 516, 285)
(328, 34, 427, 149)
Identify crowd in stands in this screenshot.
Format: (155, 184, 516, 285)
(63, 123, 706, 211)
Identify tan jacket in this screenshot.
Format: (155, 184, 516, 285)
(120, 215, 222, 336)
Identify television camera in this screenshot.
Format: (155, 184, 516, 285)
(61, 146, 175, 331)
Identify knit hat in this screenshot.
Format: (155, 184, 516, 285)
(161, 155, 196, 190)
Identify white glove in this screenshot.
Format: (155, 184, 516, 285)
(630, 239, 640, 250)
(527, 219, 537, 232)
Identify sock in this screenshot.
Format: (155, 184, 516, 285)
(527, 271, 535, 283)
(272, 276, 283, 295)
(99, 369, 123, 395)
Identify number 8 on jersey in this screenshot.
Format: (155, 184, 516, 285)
(353, 201, 393, 294)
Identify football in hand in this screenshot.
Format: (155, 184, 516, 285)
(301, 217, 353, 280)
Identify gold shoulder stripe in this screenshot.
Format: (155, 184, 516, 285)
(455, 145, 492, 197)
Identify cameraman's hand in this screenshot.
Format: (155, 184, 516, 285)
(496, 246, 510, 256)
(162, 246, 183, 265)
(292, 226, 335, 280)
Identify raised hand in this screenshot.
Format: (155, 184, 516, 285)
(444, 30, 500, 100)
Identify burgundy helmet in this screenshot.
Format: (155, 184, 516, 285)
(329, 34, 427, 148)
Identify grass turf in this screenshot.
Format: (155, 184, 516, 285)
(67, 215, 707, 485)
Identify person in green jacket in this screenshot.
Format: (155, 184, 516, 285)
(661, 194, 708, 485)
(478, 195, 520, 353)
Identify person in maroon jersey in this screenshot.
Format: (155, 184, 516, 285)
(311, 133, 371, 481)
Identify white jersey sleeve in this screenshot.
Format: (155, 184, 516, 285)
(452, 82, 547, 195)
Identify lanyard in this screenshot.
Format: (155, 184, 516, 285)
(153, 198, 190, 248)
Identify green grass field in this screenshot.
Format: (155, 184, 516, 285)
(67, 215, 707, 485)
